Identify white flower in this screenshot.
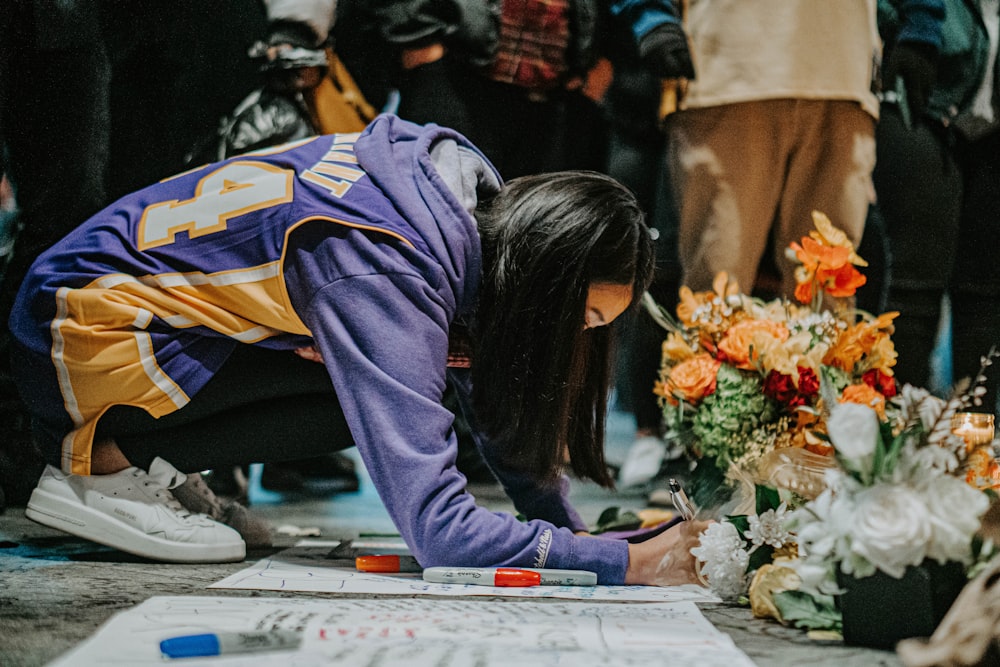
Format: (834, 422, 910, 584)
(848, 484, 931, 578)
(920, 475, 990, 564)
(691, 521, 750, 600)
(745, 503, 791, 549)
(908, 442, 959, 476)
(788, 559, 838, 597)
(914, 391, 948, 433)
(827, 403, 880, 468)
(703, 553, 750, 601)
(790, 488, 856, 584)
(771, 381, 991, 596)
(691, 521, 744, 561)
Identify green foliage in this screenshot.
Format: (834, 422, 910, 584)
(686, 457, 736, 510)
(726, 514, 750, 534)
(773, 590, 842, 631)
(724, 484, 781, 572)
(755, 484, 782, 514)
(690, 366, 779, 468)
(589, 507, 642, 534)
(747, 544, 776, 572)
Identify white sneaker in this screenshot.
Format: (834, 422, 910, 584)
(25, 462, 246, 563)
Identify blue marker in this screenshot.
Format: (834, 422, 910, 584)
(159, 630, 301, 659)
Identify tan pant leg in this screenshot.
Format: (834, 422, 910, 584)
(774, 100, 876, 298)
(666, 99, 875, 299)
(666, 101, 793, 293)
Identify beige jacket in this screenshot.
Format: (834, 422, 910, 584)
(676, 0, 882, 118)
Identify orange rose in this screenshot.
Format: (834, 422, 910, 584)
(666, 353, 721, 404)
(718, 319, 789, 370)
(839, 383, 886, 419)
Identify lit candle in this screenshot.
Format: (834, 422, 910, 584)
(951, 413, 995, 448)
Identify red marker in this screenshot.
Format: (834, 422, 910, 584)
(355, 555, 422, 573)
(422, 567, 542, 587)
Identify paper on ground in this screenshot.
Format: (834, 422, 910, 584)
(209, 545, 720, 603)
(48, 595, 756, 667)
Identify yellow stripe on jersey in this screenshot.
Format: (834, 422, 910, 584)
(53, 286, 193, 475)
(89, 265, 308, 338)
(51, 261, 311, 474)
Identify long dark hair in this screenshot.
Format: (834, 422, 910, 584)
(471, 171, 654, 488)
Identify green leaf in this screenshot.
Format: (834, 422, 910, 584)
(687, 458, 737, 509)
(596, 507, 621, 526)
(881, 430, 907, 475)
(747, 544, 775, 572)
(870, 430, 887, 481)
(773, 590, 842, 631)
(590, 507, 642, 534)
(726, 515, 751, 535)
(756, 484, 782, 513)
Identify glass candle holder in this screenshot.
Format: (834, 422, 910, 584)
(952, 413, 998, 489)
(951, 413, 996, 448)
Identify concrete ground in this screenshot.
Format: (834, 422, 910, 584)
(0, 409, 902, 667)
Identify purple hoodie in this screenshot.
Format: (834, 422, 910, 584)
(10, 114, 629, 583)
(285, 116, 629, 582)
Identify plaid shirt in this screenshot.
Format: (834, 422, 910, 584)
(489, 0, 571, 92)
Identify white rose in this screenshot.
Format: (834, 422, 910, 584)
(848, 485, 931, 578)
(827, 403, 880, 469)
(921, 476, 990, 564)
(792, 489, 858, 591)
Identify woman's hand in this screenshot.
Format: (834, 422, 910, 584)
(401, 43, 446, 70)
(294, 346, 324, 363)
(624, 519, 712, 586)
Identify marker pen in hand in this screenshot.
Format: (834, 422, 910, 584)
(159, 630, 301, 659)
(422, 567, 541, 587)
(668, 478, 696, 521)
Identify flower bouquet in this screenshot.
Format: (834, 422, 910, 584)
(655, 212, 1000, 648)
(690, 381, 997, 644)
(784, 381, 996, 648)
(649, 212, 897, 506)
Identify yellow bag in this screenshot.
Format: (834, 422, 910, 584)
(305, 49, 377, 134)
(659, 0, 691, 121)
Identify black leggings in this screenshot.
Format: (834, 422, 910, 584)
(98, 346, 355, 473)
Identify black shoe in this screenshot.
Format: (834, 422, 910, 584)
(260, 452, 360, 496)
(203, 465, 250, 507)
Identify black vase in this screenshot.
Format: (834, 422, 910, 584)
(836, 560, 966, 650)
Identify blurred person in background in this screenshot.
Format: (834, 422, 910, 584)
(876, 0, 999, 416)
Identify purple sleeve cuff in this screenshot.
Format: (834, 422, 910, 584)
(549, 531, 629, 585)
